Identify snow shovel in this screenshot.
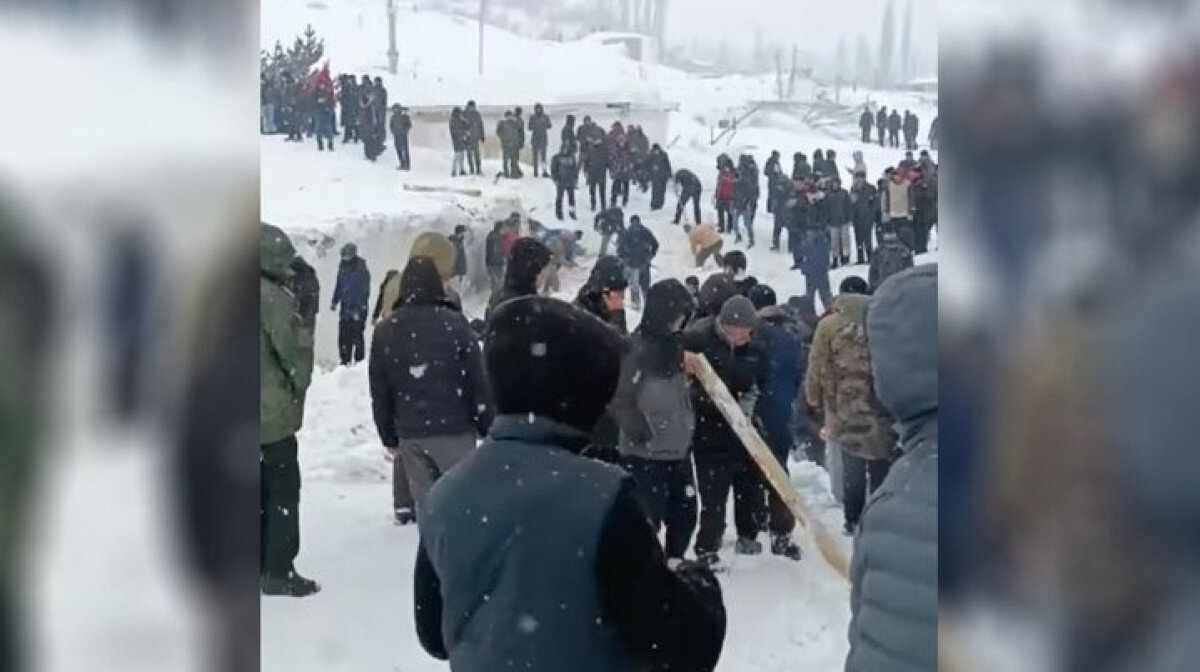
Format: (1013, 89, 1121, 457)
(693, 354, 850, 582)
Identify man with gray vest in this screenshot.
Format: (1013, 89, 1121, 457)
(413, 296, 727, 672)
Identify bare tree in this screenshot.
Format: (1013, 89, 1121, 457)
(900, 0, 913, 82)
(878, 0, 895, 87)
(855, 35, 872, 87)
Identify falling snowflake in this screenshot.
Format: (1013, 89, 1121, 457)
(517, 614, 539, 634)
(480, 515, 489, 524)
(409, 364, 428, 379)
(685, 485, 696, 498)
(531, 342, 547, 357)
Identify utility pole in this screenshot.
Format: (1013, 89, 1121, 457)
(386, 0, 399, 74)
(478, 0, 487, 74)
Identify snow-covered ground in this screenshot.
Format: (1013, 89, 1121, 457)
(261, 2, 937, 670)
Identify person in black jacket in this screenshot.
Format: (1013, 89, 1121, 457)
(824, 178, 854, 268)
(617, 215, 659, 310)
(485, 237, 551, 321)
(464, 100, 485, 175)
(683, 295, 768, 569)
(574, 255, 630, 336)
(850, 170, 879, 263)
(859, 106, 874, 143)
(647, 144, 673, 211)
(449, 107, 469, 177)
(550, 145, 580, 221)
(287, 255, 320, 334)
(888, 109, 903, 148)
(338, 74, 358, 143)
(594, 206, 625, 257)
(528, 103, 552, 178)
(673, 168, 703, 225)
(561, 113, 577, 157)
(330, 243, 371, 365)
(610, 279, 700, 563)
(413, 296, 726, 671)
(513, 106, 527, 177)
(792, 152, 812, 182)
(389, 104, 412, 170)
(584, 136, 610, 211)
(876, 106, 888, 146)
(484, 220, 507, 292)
(369, 257, 493, 520)
(763, 150, 782, 214)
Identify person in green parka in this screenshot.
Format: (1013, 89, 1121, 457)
(260, 223, 319, 597)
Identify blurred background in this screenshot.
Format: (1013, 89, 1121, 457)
(0, 1, 258, 671)
(939, 1, 1200, 671)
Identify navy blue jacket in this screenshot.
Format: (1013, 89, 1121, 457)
(332, 257, 371, 322)
(753, 308, 810, 462)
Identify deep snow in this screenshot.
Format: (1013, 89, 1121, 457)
(261, 2, 937, 669)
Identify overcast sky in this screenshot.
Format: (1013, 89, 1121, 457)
(664, 0, 936, 55)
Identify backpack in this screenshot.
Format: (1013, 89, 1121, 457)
(717, 172, 736, 201)
(826, 317, 897, 460)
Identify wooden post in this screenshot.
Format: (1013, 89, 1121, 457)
(693, 354, 850, 581)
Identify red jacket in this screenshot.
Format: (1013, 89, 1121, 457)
(500, 229, 519, 258)
(716, 170, 736, 202)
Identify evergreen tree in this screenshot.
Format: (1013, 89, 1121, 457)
(900, 0, 913, 83)
(878, 0, 895, 87)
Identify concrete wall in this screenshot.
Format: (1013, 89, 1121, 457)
(405, 102, 677, 160)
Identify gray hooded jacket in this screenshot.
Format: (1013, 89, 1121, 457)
(845, 264, 937, 672)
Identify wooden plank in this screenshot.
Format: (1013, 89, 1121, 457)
(402, 184, 483, 197)
(694, 354, 850, 581)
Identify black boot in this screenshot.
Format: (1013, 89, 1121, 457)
(394, 507, 416, 526)
(261, 571, 321, 597)
(770, 534, 801, 561)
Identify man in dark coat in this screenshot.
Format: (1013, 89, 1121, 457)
(584, 136, 610, 212)
(513, 105, 527, 175)
(574, 255, 630, 336)
(550, 145, 580, 221)
(389, 104, 412, 170)
(359, 92, 383, 161)
(888, 110, 903, 148)
(449, 225, 469, 292)
(763, 150, 782, 214)
(594, 206, 625, 257)
(338, 74, 358, 143)
(791, 152, 812, 182)
(903, 111, 920, 151)
(876, 106, 888, 146)
(484, 221, 507, 292)
(611, 279, 701, 563)
(647, 144, 673, 211)
(850, 171, 879, 264)
(616, 215, 659, 310)
(373, 77, 389, 137)
(560, 114, 578, 157)
(683, 295, 768, 569)
(733, 155, 760, 248)
(673, 168, 703, 225)
(370, 257, 493, 520)
(608, 133, 633, 208)
(746, 284, 805, 560)
(413, 296, 726, 671)
(859, 106, 874, 143)
(464, 100, 485, 175)
(869, 231, 914, 292)
(331, 242, 371, 365)
(496, 111, 519, 178)
(528, 103, 552, 177)
(485, 238, 551, 321)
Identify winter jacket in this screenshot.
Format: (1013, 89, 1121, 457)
(616, 221, 659, 269)
(681, 317, 766, 455)
(688, 224, 722, 256)
(674, 169, 701, 196)
(594, 208, 625, 237)
(888, 112, 902, 133)
(734, 166, 760, 209)
(585, 141, 610, 183)
(792, 158, 812, 182)
(804, 294, 896, 460)
(414, 414, 726, 672)
(647, 148, 673, 182)
(529, 112, 552, 149)
(715, 169, 736, 203)
(449, 116, 469, 152)
(850, 182, 879, 228)
(551, 152, 581, 187)
(846, 265, 937, 672)
(486, 239, 550, 321)
(331, 256, 371, 322)
(822, 187, 853, 226)
(260, 224, 314, 445)
(465, 108, 485, 144)
(498, 117, 522, 151)
(390, 110, 412, 139)
(869, 236, 914, 291)
(514, 112, 526, 149)
(611, 310, 695, 462)
(753, 307, 809, 457)
(903, 114, 919, 137)
(859, 109, 874, 131)
(561, 123, 578, 155)
(609, 142, 633, 179)
(485, 229, 506, 269)
(876, 109, 888, 130)
(764, 155, 782, 182)
(883, 179, 914, 219)
(449, 234, 468, 278)
(288, 256, 320, 332)
(797, 227, 831, 277)
(369, 296, 493, 445)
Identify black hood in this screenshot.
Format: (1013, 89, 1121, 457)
(639, 279, 696, 339)
(397, 256, 447, 307)
(503, 238, 551, 293)
(697, 273, 738, 318)
(867, 265, 937, 446)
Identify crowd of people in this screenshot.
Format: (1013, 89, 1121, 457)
(261, 65, 413, 168)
